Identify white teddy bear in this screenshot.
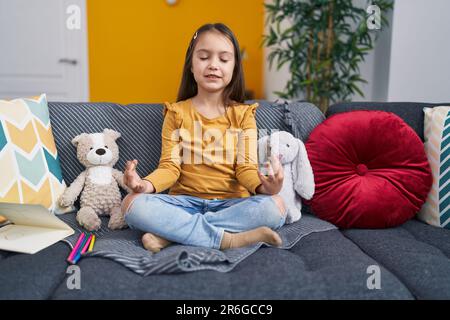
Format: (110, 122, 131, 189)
(59, 129, 130, 231)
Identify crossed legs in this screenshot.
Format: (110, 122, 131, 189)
(121, 194, 286, 253)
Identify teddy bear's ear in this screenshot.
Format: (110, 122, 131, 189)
(71, 133, 89, 147)
(103, 129, 121, 141)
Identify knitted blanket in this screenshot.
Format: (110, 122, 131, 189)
(59, 212, 336, 275)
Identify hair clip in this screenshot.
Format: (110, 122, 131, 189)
(193, 31, 198, 40)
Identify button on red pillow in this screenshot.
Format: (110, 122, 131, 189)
(305, 110, 432, 228)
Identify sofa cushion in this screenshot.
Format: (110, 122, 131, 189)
(327, 102, 450, 142)
(39, 230, 412, 299)
(305, 110, 432, 228)
(418, 106, 450, 229)
(10, 221, 450, 299)
(250, 100, 325, 142)
(0, 94, 70, 213)
(0, 242, 71, 299)
(48, 102, 164, 187)
(48, 101, 316, 187)
(342, 219, 450, 299)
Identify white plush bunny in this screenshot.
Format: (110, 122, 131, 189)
(258, 131, 315, 224)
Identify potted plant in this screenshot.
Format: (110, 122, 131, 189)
(263, 0, 393, 113)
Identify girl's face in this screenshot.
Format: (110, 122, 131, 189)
(191, 31, 236, 95)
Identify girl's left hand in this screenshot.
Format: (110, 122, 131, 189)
(256, 155, 284, 195)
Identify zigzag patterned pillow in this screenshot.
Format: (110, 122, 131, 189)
(0, 94, 71, 215)
(418, 106, 450, 229)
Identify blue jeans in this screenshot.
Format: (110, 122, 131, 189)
(124, 194, 286, 249)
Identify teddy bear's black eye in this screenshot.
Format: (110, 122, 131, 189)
(90, 147, 93, 150)
(104, 145, 108, 149)
(286, 144, 290, 148)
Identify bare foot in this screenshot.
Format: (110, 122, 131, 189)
(220, 226, 282, 250)
(142, 233, 172, 253)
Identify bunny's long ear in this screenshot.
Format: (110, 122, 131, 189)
(258, 135, 270, 164)
(292, 138, 315, 200)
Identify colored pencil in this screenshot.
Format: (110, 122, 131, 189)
(67, 232, 85, 263)
(81, 234, 93, 254)
(71, 233, 89, 264)
(88, 235, 96, 252)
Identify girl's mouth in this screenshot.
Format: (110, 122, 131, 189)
(205, 74, 221, 79)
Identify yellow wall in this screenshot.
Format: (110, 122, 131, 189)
(87, 0, 264, 104)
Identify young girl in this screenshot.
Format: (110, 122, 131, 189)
(121, 23, 286, 253)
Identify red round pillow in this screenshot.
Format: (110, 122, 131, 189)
(305, 110, 432, 228)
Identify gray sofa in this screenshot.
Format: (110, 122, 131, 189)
(1, 100, 449, 300)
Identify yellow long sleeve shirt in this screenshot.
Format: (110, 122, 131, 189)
(143, 98, 261, 199)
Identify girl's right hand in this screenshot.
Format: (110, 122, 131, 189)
(256, 154, 284, 195)
(124, 160, 155, 193)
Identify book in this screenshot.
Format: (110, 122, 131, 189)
(0, 202, 74, 254)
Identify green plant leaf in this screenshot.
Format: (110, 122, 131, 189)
(262, 0, 392, 112)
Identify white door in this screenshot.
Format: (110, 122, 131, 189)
(0, 0, 89, 102)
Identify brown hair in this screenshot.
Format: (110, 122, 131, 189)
(176, 23, 246, 107)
